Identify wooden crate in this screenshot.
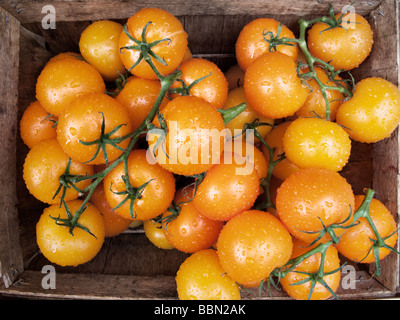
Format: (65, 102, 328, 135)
(0, 0, 399, 299)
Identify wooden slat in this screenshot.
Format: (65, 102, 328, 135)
(0, 270, 394, 300)
(0, 0, 383, 24)
(0, 6, 24, 288)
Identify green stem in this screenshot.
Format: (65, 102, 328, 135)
(62, 66, 182, 234)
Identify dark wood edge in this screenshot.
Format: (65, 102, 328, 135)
(0, 6, 24, 288)
(0, 270, 396, 300)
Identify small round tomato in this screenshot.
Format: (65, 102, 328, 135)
(56, 92, 132, 165)
(336, 195, 398, 264)
(217, 210, 293, 287)
(19, 100, 57, 149)
(143, 219, 174, 250)
(244, 51, 309, 119)
(119, 8, 188, 80)
(36, 199, 105, 267)
(147, 96, 226, 176)
(115, 76, 168, 132)
(307, 12, 373, 70)
(221, 87, 274, 142)
(79, 20, 126, 82)
(162, 187, 224, 253)
(176, 249, 241, 300)
(169, 58, 228, 109)
(193, 152, 260, 221)
(36, 58, 105, 116)
(90, 183, 132, 237)
(103, 149, 175, 220)
(336, 77, 400, 143)
(283, 117, 351, 172)
(262, 121, 300, 181)
(23, 138, 93, 205)
(296, 67, 344, 121)
(236, 18, 298, 71)
(280, 239, 341, 300)
(276, 167, 355, 244)
(225, 64, 245, 90)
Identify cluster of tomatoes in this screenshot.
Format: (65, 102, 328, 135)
(19, 6, 400, 300)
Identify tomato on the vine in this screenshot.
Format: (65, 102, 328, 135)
(23, 138, 93, 205)
(307, 12, 374, 71)
(115, 76, 168, 132)
(103, 149, 175, 221)
(119, 8, 188, 80)
(147, 96, 226, 176)
(336, 195, 398, 264)
(19, 100, 57, 149)
(276, 167, 355, 244)
(296, 66, 344, 121)
(36, 199, 105, 267)
(56, 92, 133, 165)
(262, 121, 300, 181)
(244, 51, 309, 119)
(236, 18, 298, 71)
(222, 87, 274, 142)
(90, 183, 132, 237)
(280, 239, 341, 300)
(169, 58, 229, 109)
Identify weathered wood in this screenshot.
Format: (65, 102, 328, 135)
(0, 269, 394, 300)
(0, 0, 383, 24)
(0, 6, 24, 288)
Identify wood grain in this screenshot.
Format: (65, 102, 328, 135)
(0, 0, 383, 24)
(0, 6, 24, 288)
(0, 269, 395, 300)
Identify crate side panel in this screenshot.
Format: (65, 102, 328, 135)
(0, 7, 24, 288)
(0, 270, 394, 300)
(16, 26, 53, 269)
(0, 0, 383, 23)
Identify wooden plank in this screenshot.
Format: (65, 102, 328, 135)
(0, 0, 383, 24)
(0, 270, 394, 300)
(0, 6, 24, 288)
(369, 0, 400, 292)
(16, 26, 52, 267)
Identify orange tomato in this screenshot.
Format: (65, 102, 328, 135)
(176, 249, 241, 300)
(19, 100, 57, 149)
(217, 210, 293, 287)
(244, 51, 309, 119)
(90, 183, 132, 237)
(236, 18, 298, 71)
(36, 200, 105, 267)
(336, 195, 398, 264)
(280, 239, 341, 300)
(307, 12, 373, 71)
(276, 167, 355, 244)
(36, 58, 105, 116)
